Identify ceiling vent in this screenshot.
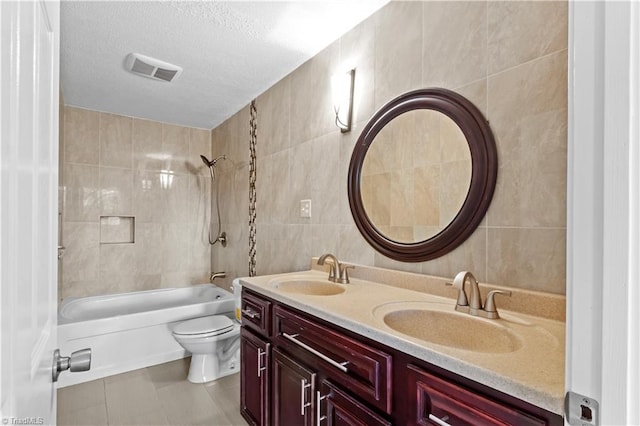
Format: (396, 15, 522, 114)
(124, 53, 182, 82)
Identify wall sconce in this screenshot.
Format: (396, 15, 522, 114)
(332, 69, 355, 133)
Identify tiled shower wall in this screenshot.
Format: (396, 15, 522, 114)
(59, 106, 213, 301)
(212, 1, 568, 294)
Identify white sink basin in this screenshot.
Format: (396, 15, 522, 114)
(373, 301, 528, 353)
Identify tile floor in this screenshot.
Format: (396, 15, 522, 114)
(57, 358, 247, 426)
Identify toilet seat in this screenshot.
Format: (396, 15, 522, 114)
(173, 315, 234, 338)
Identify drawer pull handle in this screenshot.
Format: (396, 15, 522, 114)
(242, 308, 260, 320)
(300, 379, 311, 415)
(316, 391, 327, 424)
(283, 333, 348, 373)
(428, 414, 451, 426)
(257, 347, 267, 377)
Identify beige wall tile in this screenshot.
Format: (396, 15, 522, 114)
(269, 150, 291, 224)
(487, 227, 566, 294)
(61, 110, 212, 300)
(423, 1, 487, 88)
(62, 163, 100, 222)
(374, 1, 423, 108)
(133, 170, 164, 223)
(488, 1, 568, 74)
(256, 77, 291, 158)
(188, 175, 211, 226)
(62, 222, 99, 284)
(290, 42, 339, 144)
(339, 17, 376, 124)
(414, 165, 440, 227)
(134, 223, 163, 275)
(133, 118, 164, 171)
(99, 166, 133, 215)
(288, 140, 313, 224)
(161, 223, 190, 273)
(64, 107, 99, 165)
(100, 244, 137, 279)
(190, 128, 212, 176)
(99, 112, 132, 168)
(162, 173, 189, 223)
(487, 50, 567, 227)
(162, 124, 190, 174)
(421, 226, 488, 282)
(311, 132, 341, 224)
(455, 79, 488, 118)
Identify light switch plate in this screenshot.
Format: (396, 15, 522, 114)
(565, 391, 599, 426)
(300, 199, 311, 218)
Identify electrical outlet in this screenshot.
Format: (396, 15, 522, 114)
(300, 199, 311, 218)
(565, 391, 599, 426)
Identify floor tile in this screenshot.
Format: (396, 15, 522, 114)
(58, 360, 246, 426)
(104, 369, 164, 425)
(57, 404, 108, 426)
(58, 379, 105, 413)
(147, 358, 191, 389)
(156, 380, 232, 426)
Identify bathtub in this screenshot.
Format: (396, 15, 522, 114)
(57, 284, 235, 388)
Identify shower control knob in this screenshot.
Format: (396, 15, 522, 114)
(52, 348, 92, 382)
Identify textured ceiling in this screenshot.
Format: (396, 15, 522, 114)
(60, 1, 389, 129)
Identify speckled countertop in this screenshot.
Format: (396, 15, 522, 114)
(239, 268, 565, 415)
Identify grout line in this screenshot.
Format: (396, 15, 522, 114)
(487, 47, 569, 81)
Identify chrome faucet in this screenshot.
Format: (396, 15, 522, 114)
(317, 254, 354, 284)
(447, 271, 511, 319)
(209, 271, 226, 283)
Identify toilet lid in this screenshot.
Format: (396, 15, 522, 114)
(173, 315, 234, 335)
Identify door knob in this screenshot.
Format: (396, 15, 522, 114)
(52, 348, 91, 382)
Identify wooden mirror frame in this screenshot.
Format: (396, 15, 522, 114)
(347, 88, 497, 262)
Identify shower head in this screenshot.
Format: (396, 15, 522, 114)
(200, 154, 227, 168)
(200, 155, 213, 167)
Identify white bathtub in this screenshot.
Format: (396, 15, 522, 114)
(57, 284, 235, 387)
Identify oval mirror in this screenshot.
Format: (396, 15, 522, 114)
(348, 88, 497, 262)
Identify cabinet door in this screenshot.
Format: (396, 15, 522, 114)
(318, 380, 391, 426)
(407, 365, 548, 426)
(272, 348, 316, 426)
(241, 327, 270, 426)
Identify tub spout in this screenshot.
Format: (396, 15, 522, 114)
(209, 272, 226, 283)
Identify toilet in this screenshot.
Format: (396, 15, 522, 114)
(172, 314, 241, 383)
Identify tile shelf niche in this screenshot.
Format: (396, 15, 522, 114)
(99, 216, 135, 244)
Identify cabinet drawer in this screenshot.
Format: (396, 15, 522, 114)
(274, 305, 393, 414)
(242, 290, 272, 337)
(321, 380, 392, 426)
(407, 365, 549, 426)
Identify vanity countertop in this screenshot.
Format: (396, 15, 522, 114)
(239, 269, 565, 415)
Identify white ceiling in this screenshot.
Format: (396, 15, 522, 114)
(60, 1, 390, 129)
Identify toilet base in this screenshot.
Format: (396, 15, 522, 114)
(187, 349, 240, 383)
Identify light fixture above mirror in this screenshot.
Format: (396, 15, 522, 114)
(332, 69, 355, 133)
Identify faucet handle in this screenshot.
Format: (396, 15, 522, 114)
(338, 264, 354, 284)
(483, 290, 512, 318)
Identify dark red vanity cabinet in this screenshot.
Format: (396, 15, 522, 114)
(240, 291, 272, 426)
(239, 288, 564, 426)
(405, 365, 555, 426)
(240, 327, 271, 426)
(320, 380, 392, 426)
(272, 348, 316, 426)
(272, 305, 393, 414)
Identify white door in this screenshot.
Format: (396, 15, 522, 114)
(0, 0, 60, 423)
(567, 1, 640, 425)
